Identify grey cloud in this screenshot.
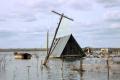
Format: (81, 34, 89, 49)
(69, 1, 93, 11)
(107, 18, 120, 22)
(30, 0, 93, 13)
(23, 17, 37, 22)
(104, 14, 120, 29)
(105, 13, 120, 23)
(83, 25, 120, 36)
(0, 18, 6, 22)
(0, 15, 9, 22)
(0, 11, 37, 22)
(17, 13, 36, 22)
(95, 28, 120, 35)
(31, 0, 62, 13)
(97, 0, 120, 8)
(73, 21, 120, 40)
(82, 27, 120, 41)
(0, 30, 18, 38)
(0, 13, 19, 21)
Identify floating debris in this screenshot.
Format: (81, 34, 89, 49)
(14, 52, 32, 59)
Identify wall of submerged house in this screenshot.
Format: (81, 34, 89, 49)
(61, 36, 85, 57)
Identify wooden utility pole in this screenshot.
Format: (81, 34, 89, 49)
(80, 58, 83, 71)
(43, 11, 73, 65)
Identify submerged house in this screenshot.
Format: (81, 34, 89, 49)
(50, 34, 86, 58)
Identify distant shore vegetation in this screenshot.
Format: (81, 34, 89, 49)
(0, 48, 47, 52)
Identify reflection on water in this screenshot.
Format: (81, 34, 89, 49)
(0, 51, 120, 80)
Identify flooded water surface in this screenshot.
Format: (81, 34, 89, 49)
(0, 51, 120, 80)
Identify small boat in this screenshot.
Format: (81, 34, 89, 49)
(14, 52, 32, 59)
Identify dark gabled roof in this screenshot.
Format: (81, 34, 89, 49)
(50, 34, 84, 57)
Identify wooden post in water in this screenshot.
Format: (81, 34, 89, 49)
(80, 58, 84, 80)
(36, 54, 39, 78)
(43, 11, 74, 65)
(61, 56, 64, 80)
(80, 69, 83, 80)
(107, 59, 109, 80)
(13, 69, 16, 80)
(107, 53, 110, 80)
(27, 66, 31, 80)
(80, 58, 83, 71)
(0, 59, 1, 72)
(47, 30, 49, 55)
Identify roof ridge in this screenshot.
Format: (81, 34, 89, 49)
(56, 34, 72, 39)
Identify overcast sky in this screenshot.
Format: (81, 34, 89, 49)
(0, 0, 120, 48)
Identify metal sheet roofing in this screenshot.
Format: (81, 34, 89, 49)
(50, 34, 71, 57)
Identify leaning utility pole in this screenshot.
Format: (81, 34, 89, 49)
(43, 11, 74, 65)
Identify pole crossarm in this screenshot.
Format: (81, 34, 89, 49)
(52, 11, 74, 21)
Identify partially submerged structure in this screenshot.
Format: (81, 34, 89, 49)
(50, 34, 86, 58)
(43, 11, 81, 65)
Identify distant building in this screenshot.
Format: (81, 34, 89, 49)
(100, 48, 110, 57)
(91, 48, 120, 57)
(50, 34, 86, 58)
(109, 48, 120, 56)
(83, 47, 93, 57)
(101, 48, 109, 53)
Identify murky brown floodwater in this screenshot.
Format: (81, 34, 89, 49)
(0, 51, 120, 80)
